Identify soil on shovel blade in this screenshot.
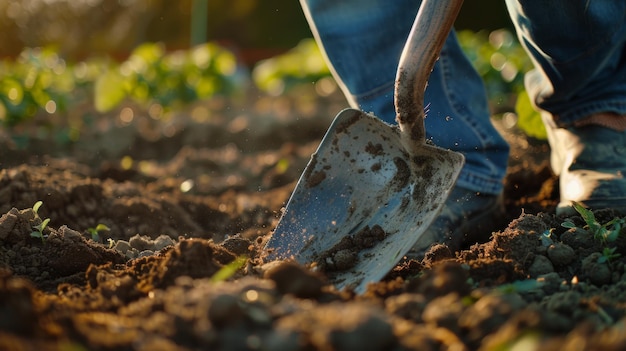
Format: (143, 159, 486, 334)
(1, 88, 626, 350)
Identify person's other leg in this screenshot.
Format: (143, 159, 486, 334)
(300, 0, 510, 252)
(506, 0, 626, 214)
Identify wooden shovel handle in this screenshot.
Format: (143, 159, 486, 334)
(395, 0, 464, 145)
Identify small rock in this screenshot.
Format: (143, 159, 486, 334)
(560, 227, 594, 249)
(208, 294, 245, 328)
(422, 292, 466, 334)
(114, 240, 132, 254)
(581, 252, 612, 286)
(221, 235, 253, 256)
(528, 255, 554, 277)
(536, 272, 563, 295)
(153, 235, 175, 251)
(137, 249, 155, 258)
(264, 261, 325, 298)
(547, 242, 576, 266)
(129, 234, 152, 251)
(0, 209, 18, 240)
(385, 293, 427, 322)
(331, 249, 358, 271)
(545, 290, 581, 315)
(58, 225, 83, 240)
(459, 293, 526, 344)
(19, 208, 36, 222)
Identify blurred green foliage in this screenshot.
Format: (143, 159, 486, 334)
(94, 42, 240, 113)
(457, 29, 530, 110)
(457, 29, 545, 138)
(516, 91, 547, 140)
(0, 42, 241, 126)
(0, 47, 78, 125)
(1, 28, 546, 139)
(252, 39, 330, 96)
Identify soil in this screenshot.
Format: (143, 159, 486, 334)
(1, 86, 626, 350)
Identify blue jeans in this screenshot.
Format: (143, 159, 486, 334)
(301, 0, 626, 195)
(506, 0, 626, 126)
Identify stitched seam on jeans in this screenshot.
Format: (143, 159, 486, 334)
(353, 80, 396, 102)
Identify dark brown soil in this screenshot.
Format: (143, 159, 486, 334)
(1, 87, 626, 350)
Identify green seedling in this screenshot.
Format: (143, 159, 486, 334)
(33, 201, 43, 216)
(30, 201, 50, 244)
(31, 218, 50, 244)
(540, 228, 555, 247)
(496, 279, 544, 294)
(86, 223, 111, 242)
(210, 256, 248, 283)
(562, 202, 625, 244)
(598, 247, 621, 264)
(106, 238, 116, 249)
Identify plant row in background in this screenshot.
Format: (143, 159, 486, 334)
(0, 29, 543, 138)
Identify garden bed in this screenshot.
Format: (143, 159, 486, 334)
(1, 87, 625, 350)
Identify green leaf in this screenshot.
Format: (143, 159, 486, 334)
(33, 201, 43, 215)
(210, 256, 247, 283)
(0, 78, 24, 105)
(94, 71, 127, 112)
(95, 224, 111, 232)
(572, 201, 603, 235)
(39, 218, 50, 231)
(515, 90, 547, 140)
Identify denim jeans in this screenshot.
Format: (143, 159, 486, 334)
(301, 0, 626, 196)
(506, 0, 626, 127)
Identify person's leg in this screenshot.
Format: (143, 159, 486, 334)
(300, 0, 510, 252)
(506, 0, 626, 214)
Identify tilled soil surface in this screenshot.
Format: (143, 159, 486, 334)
(1, 88, 626, 350)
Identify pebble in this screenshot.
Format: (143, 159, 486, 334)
(547, 242, 576, 266)
(528, 255, 554, 277)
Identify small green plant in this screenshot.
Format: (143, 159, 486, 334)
(86, 223, 111, 242)
(598, 247, 621, 264)
(30, 201, 50, 244)
(496, 279, 543, 294)
(540, 228, 555, 247)
(210, 256, 248, 283)
(562, 202, 625, 244)
(106, 238, 116, 249)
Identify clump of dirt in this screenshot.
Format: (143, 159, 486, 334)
(314, 224, 387, 272)
(1, 89, 626, 350)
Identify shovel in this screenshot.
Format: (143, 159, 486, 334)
(265, 0, 465, 293)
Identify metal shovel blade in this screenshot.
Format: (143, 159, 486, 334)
(264, 0, 465, 293)
(265, 109, 463, 292)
